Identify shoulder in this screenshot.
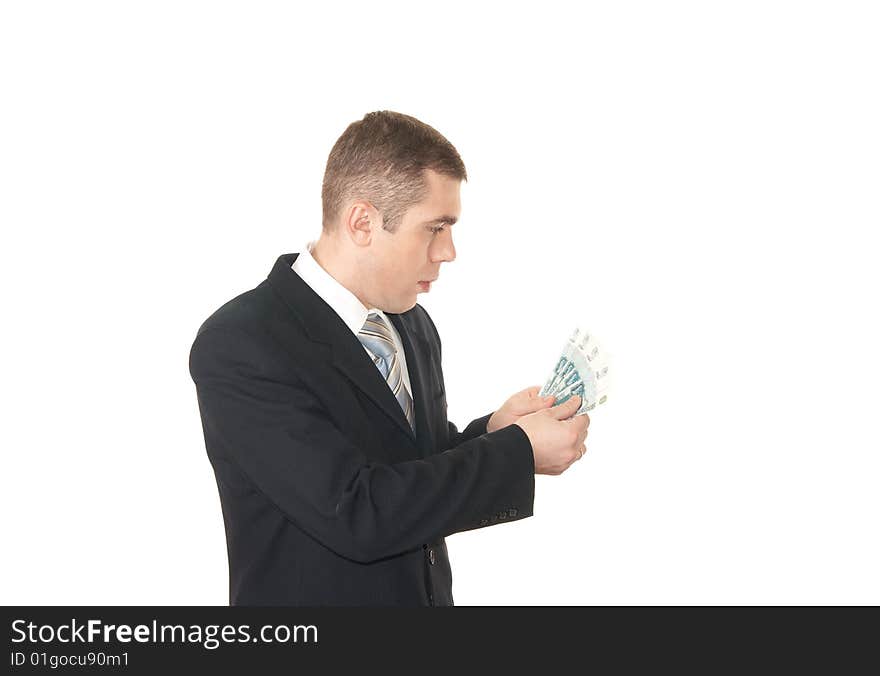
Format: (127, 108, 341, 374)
(193, 280, 276, 338)
(189, 281, 289, 370)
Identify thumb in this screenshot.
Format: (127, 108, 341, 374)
(550, 395, 581, 419)
(531, 385, 556, 407)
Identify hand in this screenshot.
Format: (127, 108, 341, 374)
(514, 395, 591, 475)
(486, 385, 556, 433)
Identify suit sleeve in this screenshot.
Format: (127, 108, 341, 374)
(189, 327, 535, 565)
(448, 414, 493, 448)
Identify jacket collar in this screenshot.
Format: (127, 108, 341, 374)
(267, 253, 434, 453)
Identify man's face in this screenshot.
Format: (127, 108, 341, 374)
(365, 169, 460, 313)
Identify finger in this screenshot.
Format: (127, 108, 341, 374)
(573, 413, 590, 435)
(577, 444, 586, 460)
(549, 395, 581, 420)
(575, 416, 590, 444)
(519, 386, 555, 413)
(565, 414, 589, 445)
(527, 386, 556, 409)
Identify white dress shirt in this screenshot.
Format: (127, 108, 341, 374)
(291, 241, 414, 399)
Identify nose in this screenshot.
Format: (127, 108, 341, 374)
(430, 229, 456, 264)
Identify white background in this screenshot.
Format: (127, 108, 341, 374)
(2, 1, 878, 605)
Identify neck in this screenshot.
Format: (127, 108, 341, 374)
(310, 236, 370, 310)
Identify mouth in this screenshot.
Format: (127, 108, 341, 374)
(417, 279, 436, 292)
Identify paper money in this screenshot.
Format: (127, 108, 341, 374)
(539, 328, 611, 416)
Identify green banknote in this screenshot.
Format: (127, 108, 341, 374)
(539, 328, 610, 416)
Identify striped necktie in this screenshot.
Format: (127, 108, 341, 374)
(357, 312, 416, 433)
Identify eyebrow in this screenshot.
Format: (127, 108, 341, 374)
(422, 215, 458, 226)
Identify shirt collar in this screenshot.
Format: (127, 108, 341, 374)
(291, 241, 387, 336)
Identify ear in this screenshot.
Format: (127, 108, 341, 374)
(343, 201, 381, 246)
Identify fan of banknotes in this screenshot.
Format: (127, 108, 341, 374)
(538, 327, 611, 416)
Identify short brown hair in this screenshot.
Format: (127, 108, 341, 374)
(321, 111, 467, 233)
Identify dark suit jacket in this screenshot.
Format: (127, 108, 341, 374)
(188, 253, 535, 606)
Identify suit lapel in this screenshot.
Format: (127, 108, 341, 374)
(329, 335, 416, 443)
(267, 253, 417, 444)
(387, 312, 435, 458)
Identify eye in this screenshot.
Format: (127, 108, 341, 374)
(430, 224, 446, 234)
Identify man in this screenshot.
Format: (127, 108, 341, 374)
(189, 110, 590, 606)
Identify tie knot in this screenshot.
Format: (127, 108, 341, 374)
(358, 312, 396, 360)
